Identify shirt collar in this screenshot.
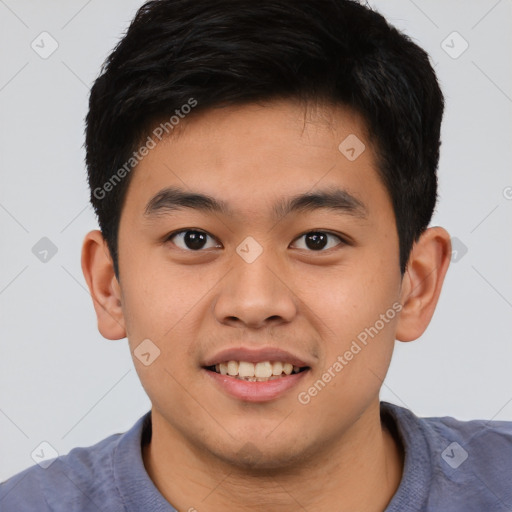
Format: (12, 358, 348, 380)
(381, 401, 432, 511)
(113, 411, 177, 512)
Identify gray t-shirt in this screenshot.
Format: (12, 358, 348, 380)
(1, 401, 511, 511)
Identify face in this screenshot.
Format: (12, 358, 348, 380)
(116, 99, 403, 469)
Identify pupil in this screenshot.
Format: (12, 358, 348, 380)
(306, 232, 327, 250)
(183, 232, 328, 251)
(185, 231, 207, 250)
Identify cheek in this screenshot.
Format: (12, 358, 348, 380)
(119, 251, 201, 340)
(120, 274, 203, 411)
(302, 245, 400, 387)
(306, 261, 399, 338)
(119, 260, 214, 386)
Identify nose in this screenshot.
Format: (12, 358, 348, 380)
(212, 249, 298, 330)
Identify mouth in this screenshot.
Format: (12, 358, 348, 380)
(201, 347, 313, 402)
(203, 360, 310, 382)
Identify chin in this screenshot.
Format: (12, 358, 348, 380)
(209, 437, 312, 474)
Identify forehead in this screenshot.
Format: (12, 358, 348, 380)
(124, 99, 390, 221)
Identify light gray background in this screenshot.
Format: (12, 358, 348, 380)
(1, 0, 511, 481)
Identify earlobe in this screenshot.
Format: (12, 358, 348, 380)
(395, 227, 451, 342)
(81, 230, 126, 340)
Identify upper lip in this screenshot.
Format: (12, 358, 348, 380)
(202, 347, 312, 368)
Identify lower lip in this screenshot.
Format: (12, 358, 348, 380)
(203, 369, 309, 402)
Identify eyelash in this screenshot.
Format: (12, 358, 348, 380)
(165, 228, 348, 253)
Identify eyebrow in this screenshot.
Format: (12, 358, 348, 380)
(144, 185, 368, 221)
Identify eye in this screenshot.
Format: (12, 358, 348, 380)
(291, 231, 344, 251)
(166, 229, 346, 252)
(166, 229, 221, 251)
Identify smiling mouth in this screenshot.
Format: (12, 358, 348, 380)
(204, 360, 310, 382)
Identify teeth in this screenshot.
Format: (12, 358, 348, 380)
(283, 363, 293, 375)
(227, 360, 239, 376)
(214, 360, 305, 379)
(238, 361, 255, 377)
(272, 361, 283, 375)
(254, 361, 273, 378)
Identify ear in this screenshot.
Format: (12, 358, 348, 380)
(81, 230, 126, 340)
(395, 227, 451, 342)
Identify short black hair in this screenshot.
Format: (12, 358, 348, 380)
(85, 0, 444, 277)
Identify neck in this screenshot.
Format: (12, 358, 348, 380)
(142, 400, 404, 512)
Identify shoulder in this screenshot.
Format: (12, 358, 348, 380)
(419, 409, 512, 463)
(423, 411, 512, 509)
(0, 414, 148, 512)
(383, 400, 512, 454)
(383, 402, 512, 511)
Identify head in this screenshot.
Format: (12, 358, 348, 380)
(82, 0, 451, 470)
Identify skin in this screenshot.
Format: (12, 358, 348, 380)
(82, 99, 451, 512)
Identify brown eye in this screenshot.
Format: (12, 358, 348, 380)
(291, 231, 343, 251)
(167, 230, 220, 251)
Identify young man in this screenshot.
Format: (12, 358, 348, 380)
(1, 0, 511, 510)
